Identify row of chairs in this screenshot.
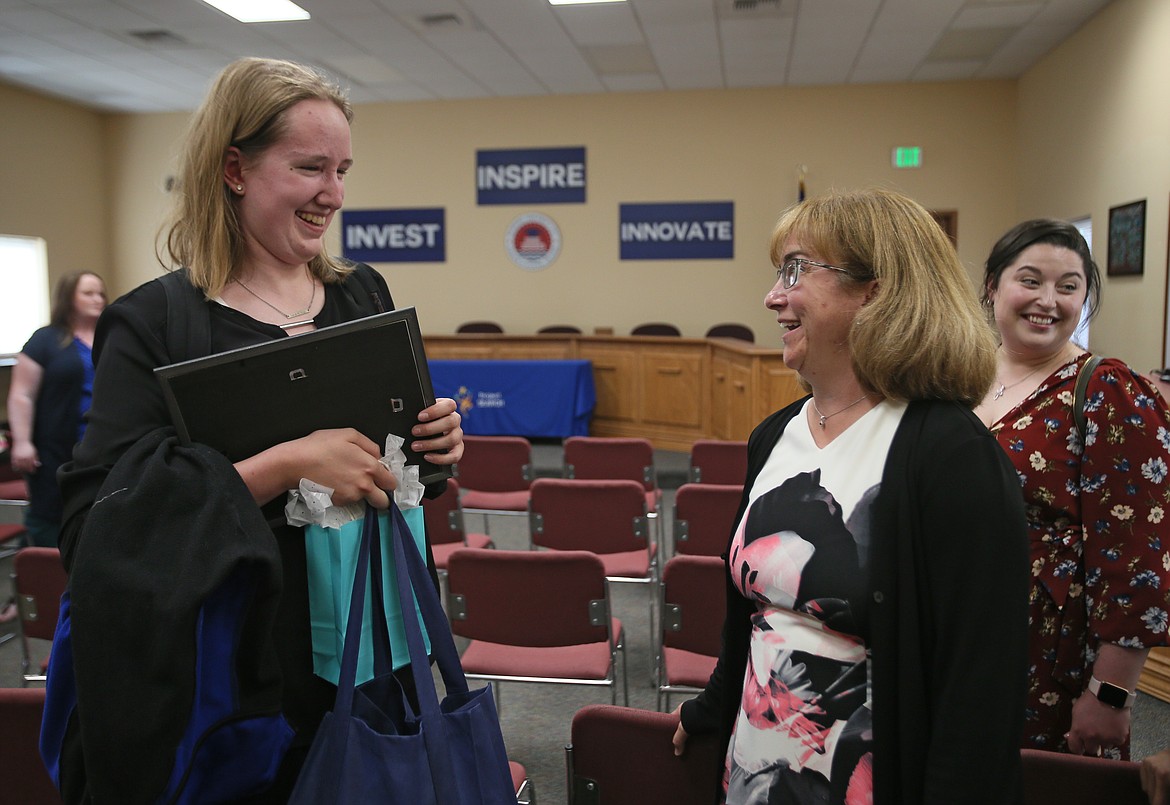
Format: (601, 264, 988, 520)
(0, 686, 1151, 805)
(419, 437, 749, 714)
(448, 434, 746, 529)
(0, 437, 747, 801)
(428, 478, 736, 567)
(561, 705, 1151, 805)
(1, 545, 538, 805)
(456, 322, 756, 342)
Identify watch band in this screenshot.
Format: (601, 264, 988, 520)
(1088, 676, 1137, 709)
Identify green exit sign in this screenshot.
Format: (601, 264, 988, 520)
(892, 146, 922, 169)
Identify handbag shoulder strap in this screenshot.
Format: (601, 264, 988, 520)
(159, 268, 212, 363)
(343, 263, 386, 314)
(1073, 354, 1104, 445)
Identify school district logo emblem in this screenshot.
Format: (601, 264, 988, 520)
(455, 385, 474, 417)
(505, 213, 561, 270)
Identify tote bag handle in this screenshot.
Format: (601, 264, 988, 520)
(334, 503, 469, 803)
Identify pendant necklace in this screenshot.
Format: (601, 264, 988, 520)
(234, 268, 317, 330)
(811, 393, 871, 429)
(991, 352, 1067, 401)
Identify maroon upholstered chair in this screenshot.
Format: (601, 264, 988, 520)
(446, 548, 627, 706)
(0, 687, 62, 803)
(0, 477, 28, 500)
(509, 761, 532, 804)
(672, 483, 743, 558)
(453, 435, 534, 533)
(418, 478, 492, 575)
(0, 521, 28, 562)
(456, 321, 504, 333)
(656, 554, 726, 711)
(13, 546, 67, 685)
(529, 477, 657, 666)
(538, 324, 582, 334)
(705, 323, 754, 342)
(562, 436, 662, 543)
(566, 704, 720, 805)
(688, 439, 748, 485)
(1020, 748, 1145, 804)
(630, 322, 681, 337)
(529, 478, 656, 587)
(0, 463, 30, 560)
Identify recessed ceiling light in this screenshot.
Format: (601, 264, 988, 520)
(549, 0, 627, 6)
(199, 0, 310, 23)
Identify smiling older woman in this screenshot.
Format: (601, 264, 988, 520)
(975, 219, 1170, 762)
(671, 188, 1030, 805)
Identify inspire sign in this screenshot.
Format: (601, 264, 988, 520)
(476, 147, 587, 205)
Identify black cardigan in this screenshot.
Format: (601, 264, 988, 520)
(680, 398, 1029, 804)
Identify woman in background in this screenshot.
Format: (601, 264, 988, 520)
(7, 271, 106, 548)
(975, 218, 1170, 759)
(672, 188, 1029, 804)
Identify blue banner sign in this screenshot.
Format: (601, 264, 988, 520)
(342, 208, 445, 263)
(477, 147, 586, 205)
(619, 202, 735, 260)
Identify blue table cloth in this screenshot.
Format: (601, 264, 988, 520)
(428, 359, 595, 438)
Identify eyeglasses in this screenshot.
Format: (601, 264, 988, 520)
(775, 258, 850, 289)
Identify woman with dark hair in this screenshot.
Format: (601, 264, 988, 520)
(672, 188, 1029, 805)
(975, 218, 1170, 760)
(6, 270, 106, 548)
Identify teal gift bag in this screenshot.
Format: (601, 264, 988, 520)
(305, 505, 431, 685)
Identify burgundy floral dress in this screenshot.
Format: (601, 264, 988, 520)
(989, 353, 1170, 757)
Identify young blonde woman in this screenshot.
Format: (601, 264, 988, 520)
(55, 58, 464, 803)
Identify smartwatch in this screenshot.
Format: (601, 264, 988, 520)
(1087, 676, 1137, 709)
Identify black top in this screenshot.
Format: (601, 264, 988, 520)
(22, 325, 86, 521)
(680, 398, 1030, 805)
(58, 265, 438, 750)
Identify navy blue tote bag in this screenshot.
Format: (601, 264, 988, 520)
(289, 502, 515, 804)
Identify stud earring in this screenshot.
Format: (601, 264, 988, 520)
(236, 185, 243, 192)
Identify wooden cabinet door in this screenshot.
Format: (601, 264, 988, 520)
(760, 361, 804, 421)
(711, 355, 732, 440)
(727, 360, 755, 439)
(579, 343, 638, 422)
(640, 348, 703, 428)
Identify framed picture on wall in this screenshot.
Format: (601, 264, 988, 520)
(1107, 199, 1146, 276)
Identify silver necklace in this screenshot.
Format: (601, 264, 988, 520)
(234, 269, 317, 329)
(991, 352, 1067, 401)
(811, 393, 871, 429)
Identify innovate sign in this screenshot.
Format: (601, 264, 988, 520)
(341, 208, 445, 263)
(619, 202, 734, 260)
(477, 147, 587, 205)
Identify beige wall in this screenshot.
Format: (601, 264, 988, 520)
(100, 80, 1018, 344)
(1018, 0, 1170, 371)
(0, 83, 110, 287)
(9, 0, 1169, 365)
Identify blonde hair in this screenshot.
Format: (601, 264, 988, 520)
(770, 188, 996, 405)
(158, 57, 354, 298)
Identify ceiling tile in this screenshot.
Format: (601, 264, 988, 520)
(0, 0, 1120, 111)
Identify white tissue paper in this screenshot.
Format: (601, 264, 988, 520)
(285, 432, 426, 527)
